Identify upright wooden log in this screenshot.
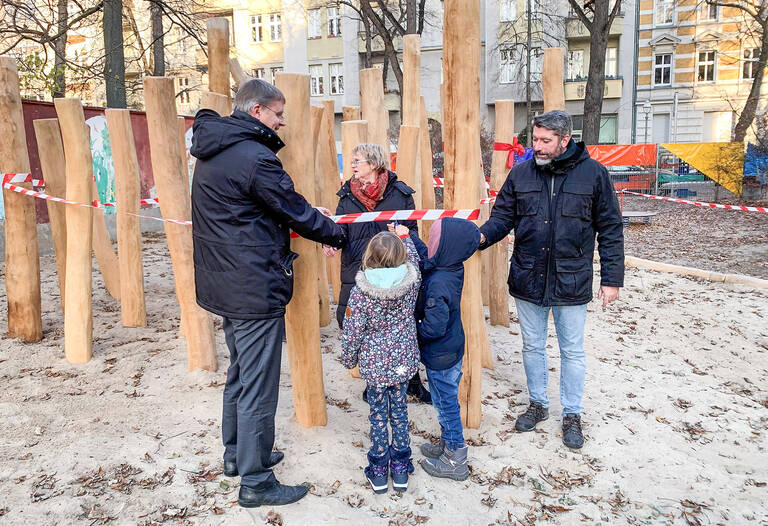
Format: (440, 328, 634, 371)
(90, 177, 121, 300)
(480, 202, 490, 307)
(342, 105, 361, 121)
(229, 57, 251, 89)
(543, 48, 565, 112)
(320, 100, 342, 301)
(207, 18, 231, 114)
(143, 77, 217, 371)
(419, 97, 434, 242)
(341, 120, 368, 183)
(443, 0, 486, 428)
(311, 105, 331, 327)
(489, 100, 514, 327)
(402, 35, 421, 127)
(55, 98, 93, 363)
(200, 91, 229, 116)
(106, 109, 147, 327)
(0, 57, 42, 342)
(359, 68, 389, 155)
(33, 119, 67, 309)
(396, 125, 420, 197)
(275, 73, 327, 427)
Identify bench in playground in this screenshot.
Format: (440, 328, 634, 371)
(621, 210, 657, 227)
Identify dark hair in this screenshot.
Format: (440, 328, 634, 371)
(233, 79, 286, 114)
(533, 110, 573, 137)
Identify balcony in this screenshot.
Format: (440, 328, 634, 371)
(564, 76, 623, 100)
(566, 15, 623, 39)
(357, 32, 402, 54)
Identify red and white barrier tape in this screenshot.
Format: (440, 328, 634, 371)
(3, 172, 45, 187)
(621, 190, 767, 214)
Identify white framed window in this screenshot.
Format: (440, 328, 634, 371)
(175, 28, 187, 52)
(499, 48, 514, 84)
(329, 62, 344, 94)
(567, 49, 584, 80)
(250, 15, 263, 43)
(530, 48, 543, 79)
(308, 9, 322, 39)
(177, 77, 190, 104)
(500, 0, 516, 22)
(697, 50, 715, 82)
(702, 2, 717, 20)
(327, 6, 341, 37)
(743, 48, 759, 80)
(654, 53, 672, 85)
(271, 66, 283, 84)
(655, 0, 674, 25)
(309, 64, 324, 95)
(253, 68, 266, 79)
(605, 47, 618, 77)
(269, 13, 281, 42)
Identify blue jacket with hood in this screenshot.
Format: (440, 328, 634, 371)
(416, 218, 481, 371)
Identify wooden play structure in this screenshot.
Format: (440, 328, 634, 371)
(0, 16, 571, 428)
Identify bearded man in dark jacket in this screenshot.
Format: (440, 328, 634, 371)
(478, 110, 624, 450)
(191, 79, 346, 508)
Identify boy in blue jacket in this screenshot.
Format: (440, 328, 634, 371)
(416, 217, 481, 481)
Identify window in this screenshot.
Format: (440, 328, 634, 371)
(530, 48, 543, 79)
(269, 13, 281, 42)
(271, 66, 283, 84)
(329, 63, 344, 94)
(571, 115, 618, 144)
(500, 0, 516, 22)
(499, 48, 514, 83)
(308, 9, 322, 39)
(309, 64, 324, 95)
(253, 68, 266, 79)
(327, 6, 341, 37)
(250, 15, 263, 43)
(567, 50, 584, 80)
(743, 48, 759, 80)
(524, 0, 541, 20)
(655, 0, 674, 25)
(654, 53, 672, 85)
(177, 77, 190, 104)
(702, 2, 717, 20)
(605, 47, 618, 77)
(175, 28, 187, 52)
(697, 50, 715, 82)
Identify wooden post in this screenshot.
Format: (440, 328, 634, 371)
(342, 106, 361, 121)
(481, 202, 490, 307)
(33, 119, 67, 309)
(311, 105, 331, 327)
(106, 109, 147, 327)
(200, 91, 229, 116)
(359, 68, 389, 154)
(0, 57, 42, 342)
(229, 57, 251, 90)
(396, 125, 420, 197)
(143, 77, 217, 372)
(443, 0, 486, 428)
(419, 97, 434, 242)
(55, 98, 93, 363)
(91, 176, 121, 300)
(207, 18, 231, 114)
(542, 48, 565, 112)
(320, 100, 342, 302)
(489, 100, 514, 328)
(275, 73, 327, 427)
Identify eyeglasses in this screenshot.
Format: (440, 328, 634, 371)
(350, 159, 369, 166)
(260, 104, 286, 122)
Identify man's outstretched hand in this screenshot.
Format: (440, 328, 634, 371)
(597, 286, 619, 310)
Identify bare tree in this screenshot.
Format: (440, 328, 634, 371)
(566, 0, 622, 145)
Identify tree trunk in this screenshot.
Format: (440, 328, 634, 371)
(525, 0, 532, 146)
(53, 0, 68, 98)
(733, 23, 768, 142)
(406, 0, 418, 34)
(581, 0, 610, 145)
(103, 0, 127, 108)
(151, 0, 165, 77)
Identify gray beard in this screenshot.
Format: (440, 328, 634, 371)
(535, 157, 552, 166)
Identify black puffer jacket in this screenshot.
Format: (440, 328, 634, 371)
(191, 109, 347, 320)
(334, 172, 418, 327)
(479, 140, 624, 306)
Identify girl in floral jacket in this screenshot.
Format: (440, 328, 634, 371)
(341, 224, 421, 494)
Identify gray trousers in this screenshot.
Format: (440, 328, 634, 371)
(221, 316, 284, 488)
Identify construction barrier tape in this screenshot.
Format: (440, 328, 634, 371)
(621, 190, 767, 214)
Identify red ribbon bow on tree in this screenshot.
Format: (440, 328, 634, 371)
(493, 137, 526, 169)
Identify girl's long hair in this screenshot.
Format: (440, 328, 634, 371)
(361, 232, 407, 270)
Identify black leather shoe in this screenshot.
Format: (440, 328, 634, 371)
(223, 460, 238, 477)
(223, 451, 284, 477)
(238, 482, 309, 508)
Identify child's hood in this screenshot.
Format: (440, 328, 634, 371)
(426, 218, 480, 268)
(355, 262, 419, 299)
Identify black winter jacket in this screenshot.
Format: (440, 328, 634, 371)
(334, 172, 418, 327)
(191, 109, 347, 320)
(479, 140, 624, 306)
(416, 218, 480, 371)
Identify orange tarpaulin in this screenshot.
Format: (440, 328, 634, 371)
(587, 144, 657, 166)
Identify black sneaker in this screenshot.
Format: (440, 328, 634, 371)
(514, 403, 549, 432)
(562, 414, 584, 449)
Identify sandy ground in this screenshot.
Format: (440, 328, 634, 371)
(1, 228, 767, 526)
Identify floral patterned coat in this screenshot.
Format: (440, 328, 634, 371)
(341, 237, 421, 388)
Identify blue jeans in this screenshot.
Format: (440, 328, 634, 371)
(367, 382, 410, 460)
(426, 359, 465, 450)
(515, 298, 588, 415)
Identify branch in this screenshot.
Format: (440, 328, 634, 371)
(566, 0, 593, 32)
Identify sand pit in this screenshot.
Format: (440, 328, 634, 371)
(0, 229, 767, 525)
